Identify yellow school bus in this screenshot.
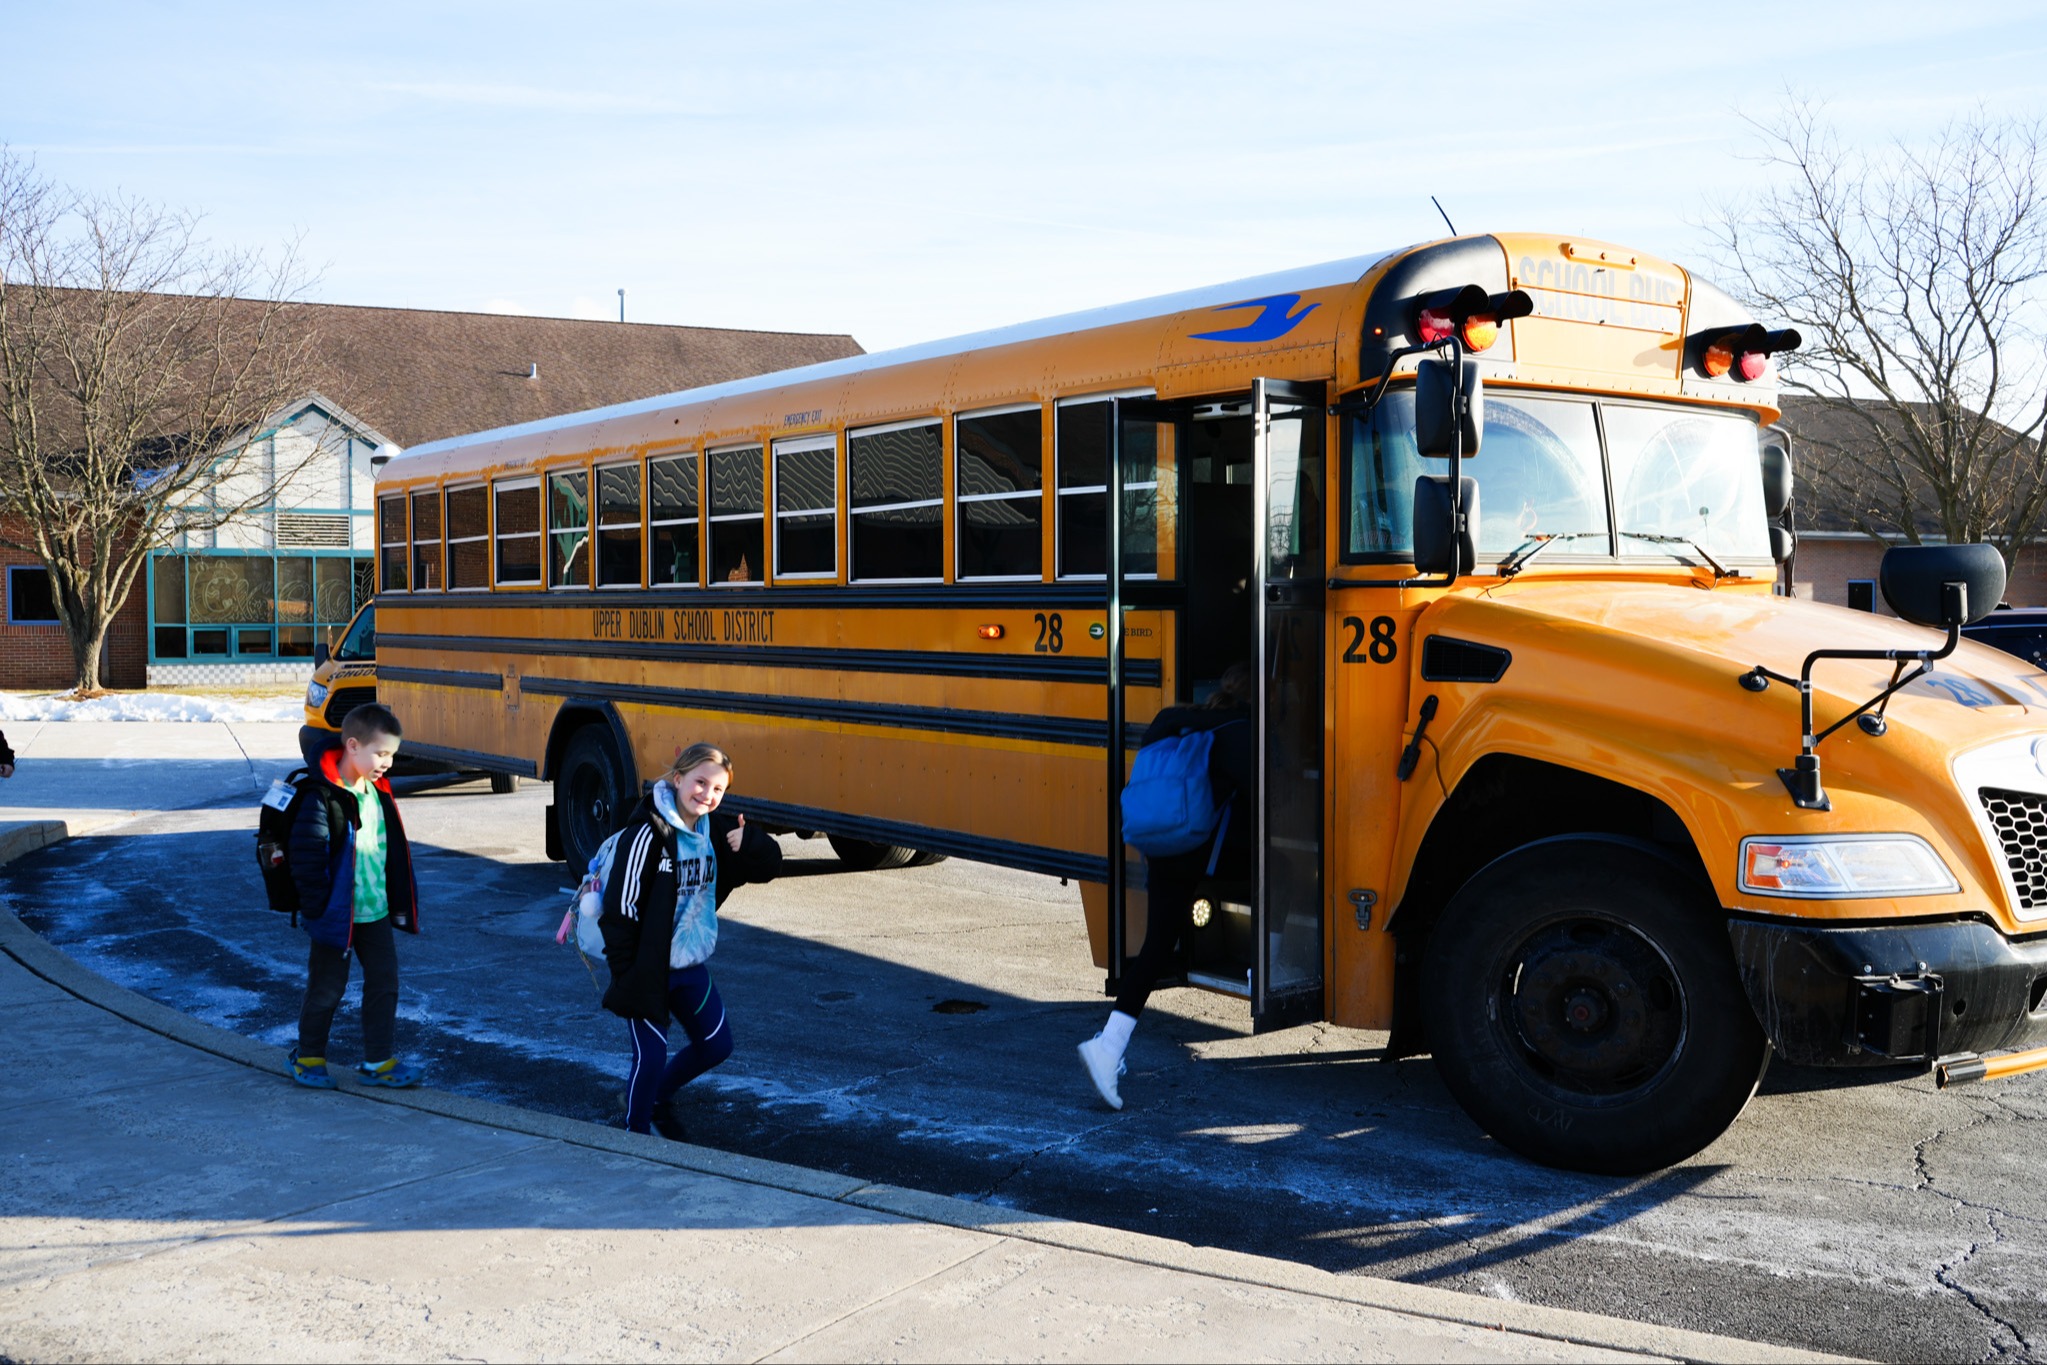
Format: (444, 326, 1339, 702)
(372, 233, 2047, 1172)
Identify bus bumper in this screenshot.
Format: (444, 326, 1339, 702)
(1728, 916, 2047, 1066)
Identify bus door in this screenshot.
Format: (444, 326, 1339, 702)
(1252, 378, 1326, 1028)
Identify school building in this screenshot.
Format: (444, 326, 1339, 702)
(1, 304, 861, 690)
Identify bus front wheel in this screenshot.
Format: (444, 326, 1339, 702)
(1420, 839, 1770, 1175)
(828, 836, 921, 871)
(558, 727, 626, 872)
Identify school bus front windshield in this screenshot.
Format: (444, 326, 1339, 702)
(1345, 391, 1773, 565)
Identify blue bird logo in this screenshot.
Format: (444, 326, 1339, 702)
(1188, 293, 1321, 343)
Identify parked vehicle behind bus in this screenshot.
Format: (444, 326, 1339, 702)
(365, 232, 2047, 1174)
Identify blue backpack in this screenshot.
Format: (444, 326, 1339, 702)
(1121, 724, 1235, 857)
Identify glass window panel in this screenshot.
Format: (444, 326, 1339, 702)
(710, 519, 763, 584)
(496, 481, 540, 536)
(852, 503, 943, 581)
(958, 409, 1042, 496)
(959, 494, 1042, 579)
(276, 556, 314, 623)
(850, 424, 941, 508)
(377, 496, 407, 546)
(153, 556, 186, 624)
(777, 443, 836, 513)
(379, 543, 405, 595)
(1057, 403, 1107, 489)
(778, 513, 835, 577)
(237, 628, 273, 655)
(278, 626, 315, 658)
(598, 526, 642, 587)
(549, 471, 591, 588)
(153, 626, 187, 658)
(449, 539, 491, 590)
(1059, 492, 1105, 577)
(191, 628, 228, 655)
(598, 464, 640, 525)
(1604, 404, 1771, 562)
(649, 454, 698, 522)
(446, 486, 489, 541)
(188, 555, 275, 624)
(709, 447, 763, 515)
(410, 490, 442, 591)
(352, 559, 374, 613)
(1468, 397, 1606, 556)
(495, 480, 541, 584)
(498, 533, 542, 585)
(650, 522, 698, 586)
(315, 558, 353, 621)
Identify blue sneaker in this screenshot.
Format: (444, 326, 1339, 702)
(357, 1058, 422, 1088)
(289, 1050, 337, 1090)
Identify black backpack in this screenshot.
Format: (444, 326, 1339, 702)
(256, 768, 313, 924)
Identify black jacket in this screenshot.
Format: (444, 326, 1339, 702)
(0, 729, 12, 767)
(598, 794, 781, 1024)
(1141, 704, 1254, 874)
(286, 736, 420, 949)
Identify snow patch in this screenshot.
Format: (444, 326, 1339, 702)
(0, 691, 302, 723)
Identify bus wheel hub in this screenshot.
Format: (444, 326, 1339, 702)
(1508, 927, 1683, 1093)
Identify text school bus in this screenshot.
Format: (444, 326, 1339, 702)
(372, 234, 2047, 1173)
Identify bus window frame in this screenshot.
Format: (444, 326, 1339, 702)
(646, 448, 701, 589)
(706, 443, 766, 587)
(377, 492, 408, 593)
(546, 465, 593, 592)
(492, 475, 544, 589)
(1054, 389, 1159, 582)
(594, 458, 644, 591)
(772, 432, 840, 582)
(409, 486, 443, 592)
(848, 415, 946, 585)
(954, 401, 1046, 583)
(444, 482, 491, 592)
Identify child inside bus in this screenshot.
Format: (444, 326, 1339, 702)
(1079, 663, 1255, 1110)
(599, 742, 782, 1138)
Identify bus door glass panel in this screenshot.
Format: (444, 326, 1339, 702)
(1253, 378, 1325, 1024)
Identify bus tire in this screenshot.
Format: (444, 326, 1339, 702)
(828, 835, 919, 871)
(905, 850, 949, 867)
(1420, 839, 1769, 1175)
(489, 772, 520, 795)
(558, 727, 627, 872)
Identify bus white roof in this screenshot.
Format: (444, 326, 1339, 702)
(389, 249, 1394, 469)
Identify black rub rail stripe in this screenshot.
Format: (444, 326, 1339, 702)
(380, 665, 501, 691)
(386, 582, 1113, 611)
(724, 793, 1109, 884)
(399, 741, 538, 777)
(378, 632, 1162, 688)
(523, 676, 1148, 750)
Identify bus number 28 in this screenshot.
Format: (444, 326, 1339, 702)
(1034, 612, 1064, 654)
(1341, 615, 1398, 664)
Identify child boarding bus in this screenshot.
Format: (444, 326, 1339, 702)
(369, 233, 2047, 1174)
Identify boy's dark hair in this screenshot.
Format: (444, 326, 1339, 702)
(341, 703, 403, 745)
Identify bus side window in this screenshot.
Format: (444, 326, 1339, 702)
(708, 446, 765, 585)
(648, 452, 699, 586)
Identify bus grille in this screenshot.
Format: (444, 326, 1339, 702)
(1981, 787, 2047, 912)
(324, 688, 376, 729)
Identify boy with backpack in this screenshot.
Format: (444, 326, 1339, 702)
(1079, 663, 1254, 1111)
(281, 702, 423, 1090)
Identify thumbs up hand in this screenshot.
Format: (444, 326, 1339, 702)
(726, 813, 745, 853)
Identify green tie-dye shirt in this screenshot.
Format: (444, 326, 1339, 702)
(348, 779, 389, 924)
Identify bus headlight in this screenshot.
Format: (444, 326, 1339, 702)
(306, 681, 330, 707)
(1739, 835, 1958, 898)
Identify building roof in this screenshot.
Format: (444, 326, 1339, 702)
(1774, 396, 2037, 537)
(294, 302, 863, 450)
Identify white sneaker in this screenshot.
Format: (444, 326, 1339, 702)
(1078, 1034, 1126, 1111)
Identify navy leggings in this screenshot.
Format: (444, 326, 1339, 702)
(625, 964, 733, 1133)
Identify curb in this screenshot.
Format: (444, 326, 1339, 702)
(0, 824, 1853, 1365)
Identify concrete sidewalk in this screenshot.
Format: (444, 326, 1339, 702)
(0, 722, 1848, 1363)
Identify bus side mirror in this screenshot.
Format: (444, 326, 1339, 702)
(1760, 432, 1793, 519)
(314, 641, 331, 666)
(1413, 475, 1479, 576)
(1770, 526, 1796, 564)
(1415, 358, 1483, 459)
(1880, 544, 2005, 628)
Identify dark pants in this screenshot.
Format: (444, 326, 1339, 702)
(1116, 852, 1204, 1018)
(625, 964, 733, 1133)
(297, 916, 399, 1062)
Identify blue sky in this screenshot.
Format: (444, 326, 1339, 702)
(5, 2, 2044, 350)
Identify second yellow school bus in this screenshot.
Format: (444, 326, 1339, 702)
(372, 233, 2047, 1172)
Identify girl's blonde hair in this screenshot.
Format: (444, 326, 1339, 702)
(662, 742, 734, 785)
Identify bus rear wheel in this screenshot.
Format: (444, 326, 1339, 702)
(1420, 839, 1770, 1175)
(828, 835, 921, 871)
(489, 772, 521, 794)
(558, 727, 626, 872)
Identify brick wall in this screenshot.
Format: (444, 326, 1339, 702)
(1, 515, 148, 690)
(1792, 535, 2047, 614)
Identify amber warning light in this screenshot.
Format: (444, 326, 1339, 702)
(978, 624, 1005, 640)
(1699, 324, 1801, 382)
(1414, 285, 1534, 353)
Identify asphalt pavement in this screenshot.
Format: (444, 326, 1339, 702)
(0, 718, 1822, 1363)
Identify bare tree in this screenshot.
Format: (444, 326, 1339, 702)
(0, 150, 325, 692)
(1706, 103, 2047, 566)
